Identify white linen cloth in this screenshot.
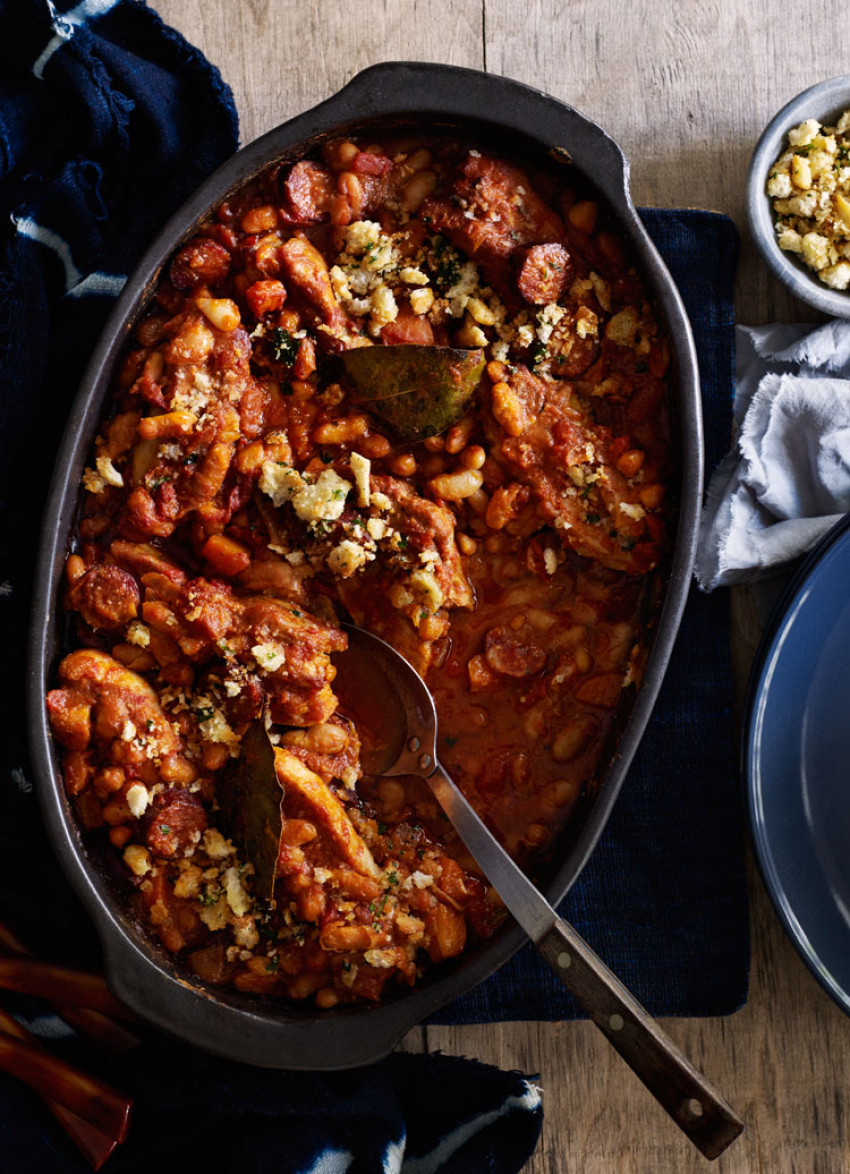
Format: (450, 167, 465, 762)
(695, 320, 850, 590)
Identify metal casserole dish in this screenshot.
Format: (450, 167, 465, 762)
(27, 62, 702, 1068)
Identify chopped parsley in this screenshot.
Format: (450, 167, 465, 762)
(269, 327, 300, 365)
(444, 735, 458, 749)
(586, 513, 601, 525)
(265, 955, 279, 973)
(369, 892, 391, 928)
(195, 706, 214, 722)
(377, 822, 388, 836)
(431, 235, 464, 290)
(148, 474, 172, 491)
(158, 824, 172, 836)
(529, 340, 547, 368)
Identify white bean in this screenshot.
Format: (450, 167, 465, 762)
(429, 468, 484, 501)
(402, 170, 437, 212)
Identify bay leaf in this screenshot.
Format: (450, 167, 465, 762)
(336, 345, 485, 441)
(217, 720, 282, 904)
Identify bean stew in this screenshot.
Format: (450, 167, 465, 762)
(45, 134, 673, 1007)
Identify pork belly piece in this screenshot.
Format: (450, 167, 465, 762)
(46, 650, 179, 757)
(335, 474, 473, 676)
(274, 748, 380, 881)
(136, 574, 346, 725)
(122, 308, 262, 539)
(486, 365, 665, 574)
(423, 152, 567, 298)
(279, 236, 366, 352)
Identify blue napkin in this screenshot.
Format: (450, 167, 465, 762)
(0, 1037, 542, 1173)
(0, 3, 542, 1171)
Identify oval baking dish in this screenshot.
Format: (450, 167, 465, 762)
(28, 62, 702, 1069)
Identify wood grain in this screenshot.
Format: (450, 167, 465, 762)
(152, 2, 850, 1169)
(487, 0, 842, 326)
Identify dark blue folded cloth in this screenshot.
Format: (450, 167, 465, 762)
(0, 1037, 542, 1174)
(0, 2, 745, 1169)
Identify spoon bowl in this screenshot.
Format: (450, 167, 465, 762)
(333, 624, 440, 778)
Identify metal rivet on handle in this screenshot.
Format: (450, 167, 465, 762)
(682, 1098, 705, 1120)
(408, 737, 420, 752)
(609, 1013, 624, 1032)
(557, 952, 571, 969)
(418, 753, 432, 770)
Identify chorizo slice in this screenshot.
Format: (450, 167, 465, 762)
(65, 565, 140, 630)
(280, 161, 335, 224)
(169, 238, 231, 290)
(146, 789, 208, 858)
(516, 243, 574, 305)
(484, 626, 546, 678)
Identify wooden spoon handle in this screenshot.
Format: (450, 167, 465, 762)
(43, 1103, 121, 1171)
(0, 1006, 119, 1169)
(52, 1003, 140, 1053)
(0, 1031, 132, 1142)
(0, 921, 139, 1051)
(0, 958, 137, 1022)
(537, 918, 744, 1160)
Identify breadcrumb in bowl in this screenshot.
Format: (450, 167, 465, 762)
(748, 75, 850, 317)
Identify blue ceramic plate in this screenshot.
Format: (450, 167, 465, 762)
(745, 513, 850, 1014)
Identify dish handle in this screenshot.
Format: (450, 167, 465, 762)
(100, 925, 424, 1069)
(310, 62, 632, 211)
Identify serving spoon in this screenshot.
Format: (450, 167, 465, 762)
(334, 624, 744, 1160)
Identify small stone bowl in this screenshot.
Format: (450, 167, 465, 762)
(747, 75, 850, 318)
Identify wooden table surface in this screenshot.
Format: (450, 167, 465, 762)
(155, 2, 850, 1169)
